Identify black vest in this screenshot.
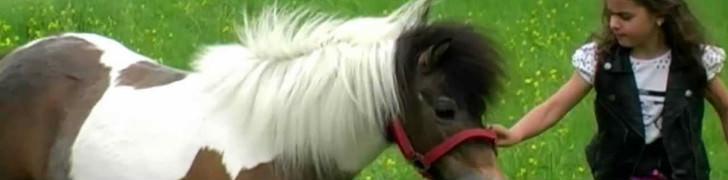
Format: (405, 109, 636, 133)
(586, 47, 710, 180)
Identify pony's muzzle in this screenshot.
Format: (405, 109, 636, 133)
(456, 170, 506, 180)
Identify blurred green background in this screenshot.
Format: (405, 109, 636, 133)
(1, 0, 726, 179)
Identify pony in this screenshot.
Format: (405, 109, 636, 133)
(0, 0, 506, 179)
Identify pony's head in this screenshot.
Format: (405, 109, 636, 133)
(393, 22, 505, 179)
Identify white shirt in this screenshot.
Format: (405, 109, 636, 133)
(571, 42, 726, 144)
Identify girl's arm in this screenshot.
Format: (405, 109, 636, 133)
(494, 72, 592, 146)
(705, 77, 728, 145)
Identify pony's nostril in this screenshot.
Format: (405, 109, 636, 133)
(434, 97, 457, 119)
(435, 109, 455, 119)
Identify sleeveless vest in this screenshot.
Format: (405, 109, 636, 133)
(587, 47, 710, 180)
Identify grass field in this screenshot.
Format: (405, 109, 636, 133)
(1, 0, 726, 179)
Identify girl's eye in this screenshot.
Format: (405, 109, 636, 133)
(620, 15, 632, 20)
(610, 13, 633, 21)
(617, 13, 633, 20)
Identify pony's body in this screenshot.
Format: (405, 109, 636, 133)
(66, 29, 396, 179)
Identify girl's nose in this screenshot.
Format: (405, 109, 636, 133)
(609, 17, 621, 32)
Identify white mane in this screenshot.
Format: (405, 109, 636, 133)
(188, 0, 432, 177)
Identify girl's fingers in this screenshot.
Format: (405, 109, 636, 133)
(486, 124, 523, 147)
(489, 124, 510, 137)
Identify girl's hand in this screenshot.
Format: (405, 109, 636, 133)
(487, 124, 522, 147)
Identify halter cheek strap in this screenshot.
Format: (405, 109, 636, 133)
(388, 117, 497, 178)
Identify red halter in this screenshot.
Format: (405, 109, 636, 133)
(388, 117, 497, 178)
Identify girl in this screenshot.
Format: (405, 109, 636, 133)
(492, 0, 727, 179)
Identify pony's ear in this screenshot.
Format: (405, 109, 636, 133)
(418, 38, 451, 73)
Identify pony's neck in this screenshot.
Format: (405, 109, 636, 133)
(189, 39, 401, 177)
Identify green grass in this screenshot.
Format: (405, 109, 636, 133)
(1, 0, 726, 179)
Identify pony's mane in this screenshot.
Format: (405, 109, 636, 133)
(236, 6, 343, 61)
(231, 0, 432, 62)
(188, 1, 433, 177)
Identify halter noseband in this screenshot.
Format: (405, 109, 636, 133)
(388, 117, 497, 178)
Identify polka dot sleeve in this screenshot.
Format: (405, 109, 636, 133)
(571, 42, 598, 84)
(702, 45, 726, 80)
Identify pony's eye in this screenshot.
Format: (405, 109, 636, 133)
(434, 97, 456, 120)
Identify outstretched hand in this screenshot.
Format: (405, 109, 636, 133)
(487, 124, 522, 147)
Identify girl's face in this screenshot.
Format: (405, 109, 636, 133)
(605, 0, 663, 48)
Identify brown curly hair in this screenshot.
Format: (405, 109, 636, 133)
(593, 0, 709, 83)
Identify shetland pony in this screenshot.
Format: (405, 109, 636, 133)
(0, 0, 505, 179)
